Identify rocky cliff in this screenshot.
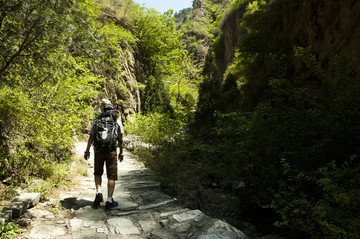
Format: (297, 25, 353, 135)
(281, 0, 360, 88)
(218, 0, 360, 94)
(180, 0, 232, 68)
(215, 3, 247, 76)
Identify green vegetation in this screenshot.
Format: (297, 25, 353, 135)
(0, 222, 22, 239)
(0, 0, 195, 203)
(125, 0, 360, 238)
(174, 8, 192, 25)
(0, 0, 101, 202)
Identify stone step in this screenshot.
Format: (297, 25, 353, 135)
(3, 201, 28, 219)
(125, 180, 161, 192)
(13, 193, 41, 208)
(1, 193, 40, 222)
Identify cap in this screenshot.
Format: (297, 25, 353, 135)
(104, 104, 115, 112)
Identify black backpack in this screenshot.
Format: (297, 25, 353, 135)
(93, 111, 118, 152)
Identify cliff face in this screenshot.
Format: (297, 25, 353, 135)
(180, 0, 211, 66)
(120, 49, 141, 116)
(283, 0, 360, 85)
(216, 5, 247, 76)
(180, 0, 232, 67)
(218, 0, 360, 93)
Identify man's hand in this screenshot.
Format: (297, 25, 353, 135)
(118, 153, 124, 162)
(84, 151, 90, 160)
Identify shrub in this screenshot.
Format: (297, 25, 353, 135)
(0, 222, 22, 239)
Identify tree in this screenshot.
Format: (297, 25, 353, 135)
(132, 9, 187, 113)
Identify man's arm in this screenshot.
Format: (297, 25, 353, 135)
(118, 134, 124, 162)
(84, 134, 94, 160)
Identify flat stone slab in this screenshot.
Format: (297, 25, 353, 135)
(160, 208, 190, 218)
(29, 225, 67, 238)
(172, 209, 204, 223)
(140, 190, 172, 200)
(139, 220, 160, 232)
(139, 199, 175, 210)
(111, 198, 138, 211)
(3, 201, 29, 218)
(83, 220, 107, 233)
(27, 209, 52, 218)
(150, 229, 179, 239)
(69, 218, 84, 232)
(125, 181, 160, 192)
(13, 193, 40, 208)
(107, 218, 140, 235)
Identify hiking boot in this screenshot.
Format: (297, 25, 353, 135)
(105, 200, 118, 210)
(93, 193, 103, 206)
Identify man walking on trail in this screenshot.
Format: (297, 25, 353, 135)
(84, 99, 124, 210)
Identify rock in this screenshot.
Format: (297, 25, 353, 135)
(139, 220, 160, 232)
(197, 219, 248, 239)
(232, 181, 246, 194)
(3, 201, 29, 218)
(111, 198, 138, 211)
(107, 218, 140, 235)
(160, 209, 190, 218)
(150, 229, 179, 239)
(29, 225, 67, 238)
(83, 220, 107, 233)
(126, 181, 161, 192)
(0, 210, 12, 223)
(69, 218, 84, 232)
(13, 193, 41, 208)
(139, 199, 175, 210)
(27, 209, 52, 218)
(172, 209, 204, 223)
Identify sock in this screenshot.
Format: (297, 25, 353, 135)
(96, 188, 102, 194)
(107, 197, 113, 203)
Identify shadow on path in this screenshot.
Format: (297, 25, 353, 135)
(60, 197, 93, 210)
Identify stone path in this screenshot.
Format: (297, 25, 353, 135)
(17, 142, 247, 239)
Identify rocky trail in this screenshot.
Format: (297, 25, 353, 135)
(7, 142, 247, 239)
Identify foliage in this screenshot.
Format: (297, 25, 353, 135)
(138, 1, 360, 238)
(0, 0, 197, 200)
(130, 8, 191, 113)
(96, 0, 139, 25)
(0, 222, 22, 239)
(271, 157, 360, 238)
(178, 0, 232, 68)
(124, 112, 187, 146)
(0, 0, 103, 194)
(174, 7, 192, 25)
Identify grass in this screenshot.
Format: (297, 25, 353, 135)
(0, 151, 90, 205)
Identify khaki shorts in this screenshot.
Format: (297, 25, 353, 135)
(94, 150, 118, 180)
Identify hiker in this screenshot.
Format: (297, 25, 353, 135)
(84, 99, 124, 210)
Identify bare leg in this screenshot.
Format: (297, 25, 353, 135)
(93, 175, 104, 206)
(95, 175, 102, 190)
(107, 180, 115, 198)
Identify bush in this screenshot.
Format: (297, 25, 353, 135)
(124, 112, 186, 145)
(0, 222, 22, 239)
(271, 157, 360, 238)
